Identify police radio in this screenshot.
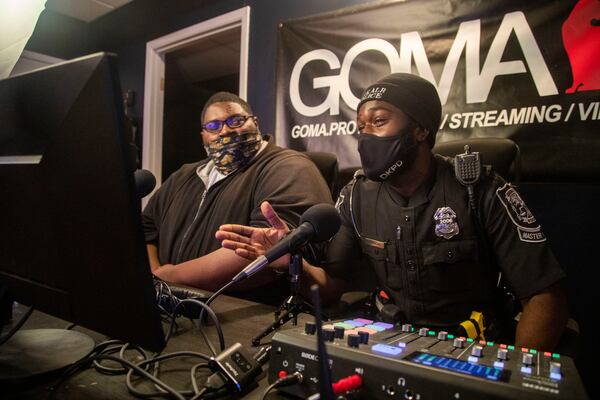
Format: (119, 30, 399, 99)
(454, 145, 482, 186)
(454, 145, 482, 211)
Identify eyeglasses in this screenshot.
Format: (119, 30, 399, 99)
(202, 114, 255, 134)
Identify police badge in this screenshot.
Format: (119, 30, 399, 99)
(434, 207, 459, 239)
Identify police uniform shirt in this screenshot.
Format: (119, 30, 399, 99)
(326, 155, 565, 328)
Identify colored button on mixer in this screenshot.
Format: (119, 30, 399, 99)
(335, 322, 356, 330)
(365, 324, 387, 332)
(521, 366, 533, 375)
(372, 322, 394, 329)
(372, 344, 403, 356)
(343, 320, 365, 327)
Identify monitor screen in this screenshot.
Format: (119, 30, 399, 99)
(0, 53, 165, 351)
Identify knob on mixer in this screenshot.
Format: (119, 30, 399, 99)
(304, 322, 316, 335)
(497, 348, 508, 360)
(323, 328, 335, 342)
(347, 333, 361, 348)
(471, 345, 483, 357)
(550, 361, 562, 380)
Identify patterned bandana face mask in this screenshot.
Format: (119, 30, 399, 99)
(205, 130, 262, 175)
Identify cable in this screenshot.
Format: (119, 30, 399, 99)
(0, 305, 33, 346)
(197, 321, 218, 356)
(125, 351, 210, 398)
(50, 280, 230, 400)
(50, 344, 189, 400)
(93, 342, 149, 375)
(155, 278, 225, 353)
(49, 336, 216, 400)
(205, 280, 236, 308)
(261, 372, 303, 400)
(193, 279, 237, 354)
(262, 381, 279, 400)
(107, 354, 187, 400)
(190, 363, 212, 395)
(169, 298, 225, 351)
(253, 345, 272, 367)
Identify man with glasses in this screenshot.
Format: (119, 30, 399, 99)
(142, 92, 332, 302)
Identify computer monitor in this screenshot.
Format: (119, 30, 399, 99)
(0, 53, 165, 352)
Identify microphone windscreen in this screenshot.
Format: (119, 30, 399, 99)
(300, 203, 341, 242)
(134, 169, 156, 198)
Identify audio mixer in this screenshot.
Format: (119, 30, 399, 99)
(268, 318, 588, 399)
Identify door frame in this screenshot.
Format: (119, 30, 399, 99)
(142, 6, 250, 188)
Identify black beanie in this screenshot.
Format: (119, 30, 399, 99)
(357, 73, 442, 148)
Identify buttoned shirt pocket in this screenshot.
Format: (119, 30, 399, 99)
(359, 237, 394, 287)
(422, 239, 479, 293)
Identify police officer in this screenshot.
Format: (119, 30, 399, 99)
(216, 73, 569, 351)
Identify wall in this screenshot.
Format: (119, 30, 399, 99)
(89, 0, 370, 140)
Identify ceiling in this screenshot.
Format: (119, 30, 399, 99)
(45, 0, 133, 22)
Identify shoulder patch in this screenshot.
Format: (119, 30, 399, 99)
(496, 183, 546, 243)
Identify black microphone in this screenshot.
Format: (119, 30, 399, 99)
(231, 204, 341, 283)
(134, 169, 156, 198)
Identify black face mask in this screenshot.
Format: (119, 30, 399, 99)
(357, 127, 418, 182)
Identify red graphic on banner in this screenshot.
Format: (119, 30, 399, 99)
(562, 0, 600, 93)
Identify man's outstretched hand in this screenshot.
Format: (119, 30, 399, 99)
(216, 201, 290, 269)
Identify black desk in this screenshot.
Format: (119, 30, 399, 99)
(2, 296, 311, 399)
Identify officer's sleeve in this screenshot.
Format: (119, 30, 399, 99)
(480, 175, 566, 300)
(321, 183, 364, 281)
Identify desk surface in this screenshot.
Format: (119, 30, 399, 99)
(2, 295, 312, 399)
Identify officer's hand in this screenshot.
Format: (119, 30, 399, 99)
(216, 201, 291, 269)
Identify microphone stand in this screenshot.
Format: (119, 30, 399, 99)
(251, 252, 313, 346)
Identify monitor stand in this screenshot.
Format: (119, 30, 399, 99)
(0, 328, 95, 384)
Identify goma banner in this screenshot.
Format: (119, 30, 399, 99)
(275, 0, 600, 181)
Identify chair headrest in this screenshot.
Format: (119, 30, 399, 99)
(304, 151, 339, 194)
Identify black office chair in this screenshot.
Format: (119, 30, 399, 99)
(334, 167, 360, 200)
(433, 137, 521, 182)
(304, 151, 339, 197)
